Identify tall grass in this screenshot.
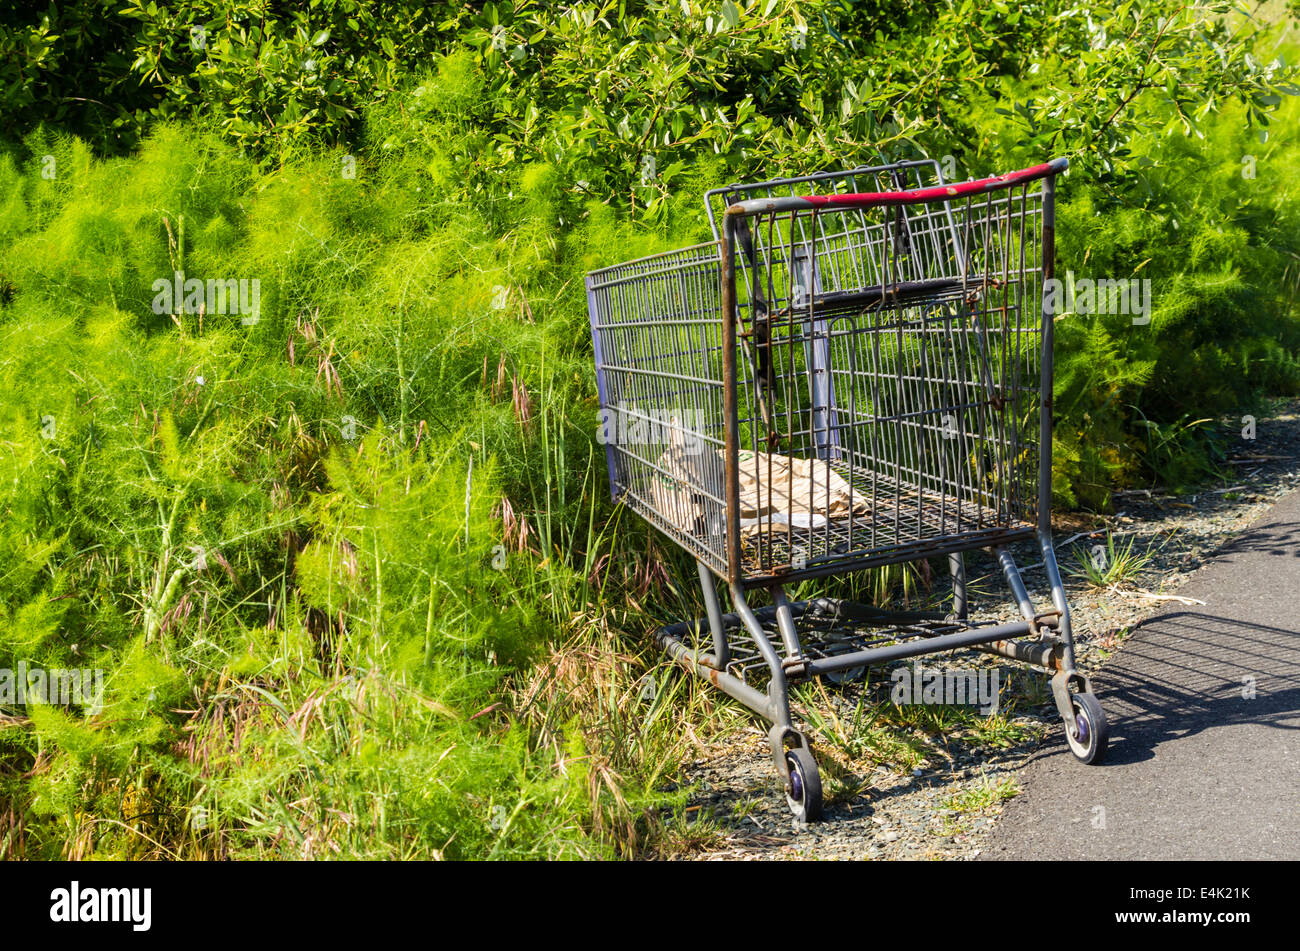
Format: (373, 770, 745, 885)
(0, 121, 728, 859)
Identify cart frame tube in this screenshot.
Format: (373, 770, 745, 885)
(722, 214, 744, 586)
(1038, 172, 1057, 537)
(585, 273, 621, 502)
(1036, 168, 1077, 673)
(725, 158, 1069, 215)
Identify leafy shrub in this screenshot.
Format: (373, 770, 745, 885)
(1048, 90, 1300, 505)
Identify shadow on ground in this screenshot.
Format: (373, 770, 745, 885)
(1095, 612, 1300, 767)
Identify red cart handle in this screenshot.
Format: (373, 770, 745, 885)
(725, 157, 1068, 216)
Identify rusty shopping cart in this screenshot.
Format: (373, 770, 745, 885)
(584, 157, 1106, 821)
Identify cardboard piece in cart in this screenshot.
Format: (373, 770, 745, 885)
(651, 436, 865, 537)
(734, 449, 867, 535)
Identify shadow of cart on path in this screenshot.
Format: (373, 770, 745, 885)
(1078, 611, 1300, 767)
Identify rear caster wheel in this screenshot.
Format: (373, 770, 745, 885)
(1065, 692, 1109, 764)
(821, 642, 867, 686)
(784, 746, 823, 822)
(824, 667, 866, 686)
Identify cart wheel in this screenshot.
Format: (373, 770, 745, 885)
(784, 747, 823, 822)
(823, 664, 867, 686)
(822, 645, 867, 686)
(1065, 692, 1109, 765)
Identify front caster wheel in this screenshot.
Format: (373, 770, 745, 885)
(1065, 692, 1109, 764)
(784, 746, 823, 822)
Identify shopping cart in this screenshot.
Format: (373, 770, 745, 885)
(584, 157, 1107, 821)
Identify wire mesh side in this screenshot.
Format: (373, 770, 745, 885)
(730, 183, 1047, 580)
(704, 160, 948, 239)
(706, 160, 965, 306)
(587, 243, 729, 575)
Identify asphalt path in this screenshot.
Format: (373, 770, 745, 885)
(983, 488, 1300, 860)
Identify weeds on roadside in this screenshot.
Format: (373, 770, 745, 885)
(943, 775, 1020, 815)
(1068, 532, 1157, 588)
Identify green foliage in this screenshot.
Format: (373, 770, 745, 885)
(3, 2, 1296, 187)
(1049, 87, 1300, 505)
(0, 121, 684, 858)
(1067, 532, 1157, 588)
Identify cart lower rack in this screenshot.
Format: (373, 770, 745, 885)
(586, 157, 1107, 820)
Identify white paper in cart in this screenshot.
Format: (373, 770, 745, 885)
(649, 416, 726, 536)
